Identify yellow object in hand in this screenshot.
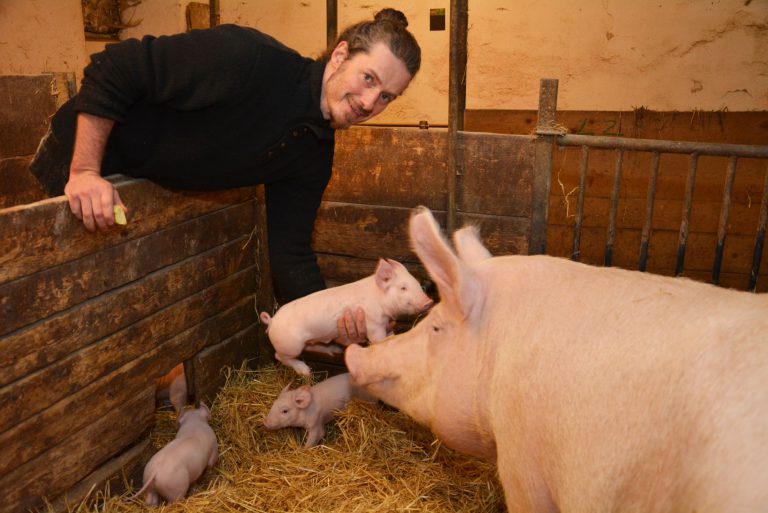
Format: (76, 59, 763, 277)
(113, 205, 127, 225)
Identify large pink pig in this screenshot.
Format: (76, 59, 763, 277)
(345, 206, 768, 513)
(260, 258, 433, 377)
(132, 402, 218, 505)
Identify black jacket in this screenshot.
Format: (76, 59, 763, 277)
(44, 24, 335, 303)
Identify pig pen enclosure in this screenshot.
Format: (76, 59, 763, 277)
(2, 70, 768, 512)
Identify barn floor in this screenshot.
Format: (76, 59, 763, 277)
(42, 364, 505, 512)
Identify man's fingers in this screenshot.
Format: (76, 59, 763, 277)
(79, 198, 96, 232)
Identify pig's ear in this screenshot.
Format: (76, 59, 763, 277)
(453, 225, 492, 263)
(374, 258, 396, 289)
(294, 386, 312, 409)
(345, 344, 397, 386)
(409, 207, 483, 321)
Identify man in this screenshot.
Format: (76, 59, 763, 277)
(30, 8, 421, 341)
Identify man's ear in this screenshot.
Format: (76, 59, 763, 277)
(329, 41, 349, 69)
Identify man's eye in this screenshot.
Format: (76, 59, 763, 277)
(363, 73, 373, 83)
(380, 93, 392, 103)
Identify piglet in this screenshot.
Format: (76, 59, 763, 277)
(263, 373, 375, 447)
(132, 402, 218, 506)
(260, 258, 432, 377)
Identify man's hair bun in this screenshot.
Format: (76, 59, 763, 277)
(374, 8, 409, 29)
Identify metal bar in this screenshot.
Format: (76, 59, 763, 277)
(605, 150, 624, 266)
(326, 0, 337, 48)
(558, 133, 768, 159)
(209, 0, 219, 27)
(530, 78, 559, 255)
(675, 154, 699, 276)
(571, 146, 589, 261)
(712, 157, 738, 285)
(749, 165, 768, 291)
(639, 151, 660, 272)
(447, 0, 468, 235)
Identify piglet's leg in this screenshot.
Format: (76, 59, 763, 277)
(305, 426, 326, 447)
(275, 352, 311, 377)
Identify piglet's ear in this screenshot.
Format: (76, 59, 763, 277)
(294, 386, 312, 409)
(374, 258, 395, 289)
(409, 207, 484, 322)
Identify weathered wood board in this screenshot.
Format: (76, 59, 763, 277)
(0, 178, 264, 513)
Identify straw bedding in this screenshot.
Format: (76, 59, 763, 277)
(49, 364, 505, 512)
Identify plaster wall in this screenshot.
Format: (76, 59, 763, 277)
(1, 0, 766, 125)
(467, 0, 768, 113)
(0, 0, 87, 80)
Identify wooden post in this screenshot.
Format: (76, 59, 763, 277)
(447, 0, 468, 234)
(327, 0, 337, 49)
(529, 78, 559, 255)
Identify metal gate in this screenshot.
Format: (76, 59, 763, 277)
(530, 79, 768, 292)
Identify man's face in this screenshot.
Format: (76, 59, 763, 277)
(321, 41, 412, 129)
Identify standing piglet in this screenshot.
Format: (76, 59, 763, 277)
(133, 402, 218, 506)
(345, 206, 768, 513)
(263, 373, 375, 447)
(260, 258, 432, 377)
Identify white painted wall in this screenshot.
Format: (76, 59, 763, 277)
(1, 0, 766, 125)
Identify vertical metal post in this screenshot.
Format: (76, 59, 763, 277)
(209, 0, 219, 27)
(530, 78, 559, 255)
(326, 0, 338, 49)
(639, 151, 660, 272)
(675, 153, 699, 276)
(749, 165, 768, 291)
(571, 146, 589, 261)
(712, 156, 738, 285)
(447, 0, 468, 235)
(604, 149, 624, 267)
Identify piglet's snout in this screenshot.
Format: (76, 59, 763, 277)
(420, 297, 434, 311)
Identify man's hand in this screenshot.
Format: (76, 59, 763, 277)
(66, 113, 121, 232)
(64, 170, 127, 232)
(336, 307, 367, 346)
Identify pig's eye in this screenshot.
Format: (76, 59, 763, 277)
(432, 324, 440, 333)
(400, 285, 407, 291)
(282, 408, 289, 414)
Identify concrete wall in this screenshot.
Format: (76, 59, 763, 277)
(0, 0, 766, 125)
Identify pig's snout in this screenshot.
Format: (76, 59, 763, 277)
(420, 297, 434, 311)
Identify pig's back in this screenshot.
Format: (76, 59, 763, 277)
(481, 255, 768, 512)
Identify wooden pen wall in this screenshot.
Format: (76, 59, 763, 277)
(0, 75, 268, 512)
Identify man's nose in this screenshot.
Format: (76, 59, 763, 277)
(360, 89, 378, 113)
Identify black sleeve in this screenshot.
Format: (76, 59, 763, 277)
(73, 25, 265, 121)
(264, 147, 333, 304)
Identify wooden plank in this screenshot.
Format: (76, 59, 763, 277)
(1, 387, 155, 513)
(549, 146, 766, 202)
(0, 75, 62, 159)
(548, 225, 768, 277)
(328, 127, 447, 209)
(0, 201, 255, 336)
(0, 270, 257, 434)
(459, 212, 530, 257)
(548, 195, 765, 235)
(252, 186, 277, 359)
(457, 132, 535, 217)
(190, 323, 261, 405)
(313, 203, 426, 261)
(0, 178, 258, 285)
(0, 297, 256, 479)
(317, 254, 430, 285)
(0, 238, 254, 387)
(46, 435, 150, 512)
(0, 156, 46, 208)
(465, 109, 768, 146)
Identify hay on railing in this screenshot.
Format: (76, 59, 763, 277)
(46, 364, 505, 512)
